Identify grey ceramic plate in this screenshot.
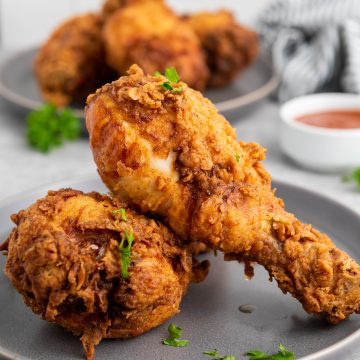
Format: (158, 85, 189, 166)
(1, 175, 360, 360)
(0, 48, 279, 117)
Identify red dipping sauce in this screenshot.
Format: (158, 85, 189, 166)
(295, 110, 360, 129)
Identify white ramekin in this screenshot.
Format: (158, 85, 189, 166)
(279, 93, 360, 172)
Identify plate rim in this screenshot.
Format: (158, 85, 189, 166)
(0, 173, 359, 360)
(0, 47, 279, 116)
(0, 47, 84, 119)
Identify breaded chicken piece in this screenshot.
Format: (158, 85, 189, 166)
(101, 0, 153, 18)
(34, 13, 115, 107)
(101, 0, 129, 19)
(86, 65, 360, 324)
(186, 10, 259, 87)
(0, 189, 207, 360)
(102, 0, 209, 90)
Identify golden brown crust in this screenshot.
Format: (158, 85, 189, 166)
(1, 188, 206, 360)
(101, 0, 127, 19)
(86, 65, 360, 323)
(102, 1, 209, 90)
(101, 0, 157, 19)
(186, 10, 259, 87)
(34, 13, 115, 107)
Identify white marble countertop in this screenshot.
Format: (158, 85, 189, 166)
(0, 91, 359, 215)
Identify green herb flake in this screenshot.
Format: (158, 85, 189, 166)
(59, 108, 82, 139)
(163, 338, 189, 347)
(172, 86, 184, 94)
(203, 349, 235, 360)
(119, 229, 134, 279)
(113, 208, 127, 221)
(155, 67, 183, 94)
(203, 350, 220, 356)
(245, 350, 272, 360)
(343, 167, 360, 188)
(168, 323, 182, 338)
(160, 81, 174, 91)
(165, 67, 180, 84)
(26, 103, 81, 153)
(245, 344, 295, 360)
(162, 323, 189, 347)
(235, 154, 240, 163)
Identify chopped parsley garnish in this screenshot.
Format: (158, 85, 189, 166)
(155, 67, 183, 94)
(343, 167, 360, 188)
(162, 323, 189, 347)
(245, 344, 295, 360)
(165, 67, 180, 83)
(26, 103, 81, 153)
(172, 87, 184, 94)
(235, 154, 240, 163)
(203, 349, 235, 360)
(113, 208, 127, 221)
(119, 229, 134, 279)
(161, 81, 174, 91)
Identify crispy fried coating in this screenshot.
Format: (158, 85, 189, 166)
(102, 0, 209, 90)
(101, 0, 154, 18)
(186, 10, 259, 87)
(34, 13, 115, 107)
(0, 189, 207, 360)
(101, 0, 127, 19)
(86, 65, 360, 324)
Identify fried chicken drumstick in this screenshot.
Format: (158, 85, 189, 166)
(185, 10, 259, 87)
(34, 13, 115, 107)
(101, 0, 127, 19)
(0, 189, 207, 360)
(86, 65, 360, 324)
(102, 0, 209, 90)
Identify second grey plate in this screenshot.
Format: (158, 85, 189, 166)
(0, 48, 279, 117)
(0, 176, 360, 360)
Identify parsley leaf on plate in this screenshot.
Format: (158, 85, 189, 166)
(245, 344, 295, 360)
(163, 338, 189, 347)
(343, 167, 360, 188)
(167, 323, 182, 339)
(26, 103, 81, 153)
(162, 323, 189, 347)
(203, 349, 236, 360)
(58, 107, 81, 139)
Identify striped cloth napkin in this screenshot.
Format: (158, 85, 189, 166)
(257, 0, 360, 101)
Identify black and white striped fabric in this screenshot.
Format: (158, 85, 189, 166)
(257, 0, 360, 101)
